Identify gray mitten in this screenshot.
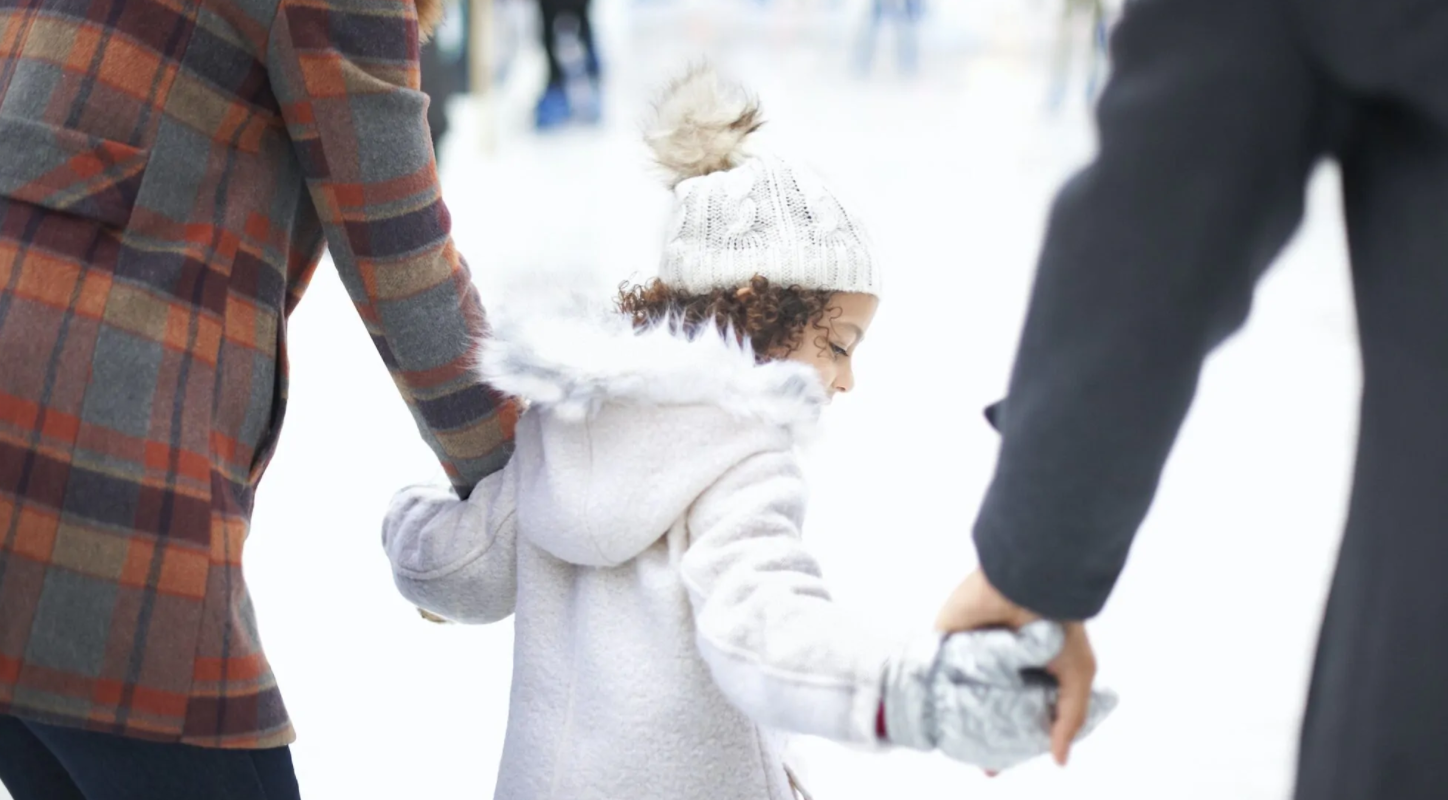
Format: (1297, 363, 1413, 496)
(882, 621, 1117, 771)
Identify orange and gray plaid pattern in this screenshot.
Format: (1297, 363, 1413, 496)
(0, 0, 515, 748)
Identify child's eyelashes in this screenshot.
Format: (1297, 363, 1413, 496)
(830, 342, 850, 359)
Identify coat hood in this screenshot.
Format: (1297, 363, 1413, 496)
(478, 300, 826, 567)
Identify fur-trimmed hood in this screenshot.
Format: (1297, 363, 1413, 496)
(480, 303, 827, 434)
(475, 302, 827, 567)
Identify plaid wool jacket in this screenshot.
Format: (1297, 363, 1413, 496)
(0, 0, 513, 748)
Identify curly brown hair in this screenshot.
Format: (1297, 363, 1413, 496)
(616, 275, 839, 362)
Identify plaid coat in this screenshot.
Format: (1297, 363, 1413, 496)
(0, 0, 514, 749)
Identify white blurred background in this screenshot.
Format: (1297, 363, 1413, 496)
(7, 0, 1364, 797)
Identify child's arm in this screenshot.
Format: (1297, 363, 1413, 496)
(382, 466, 519, 624)
(679, 447, 891, 744)
(679, 447, 1118, 769)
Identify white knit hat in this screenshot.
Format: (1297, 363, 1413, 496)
(646, 67, 881, 297)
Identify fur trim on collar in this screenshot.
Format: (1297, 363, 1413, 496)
(478, 300, 827, 436)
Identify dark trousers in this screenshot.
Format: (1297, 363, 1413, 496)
(968, 1, 1448, 798)
(0, 715, 301, 800)
(537, 0, 596, 87)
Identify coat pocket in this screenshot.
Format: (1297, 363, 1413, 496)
(0, 115, 149, 229)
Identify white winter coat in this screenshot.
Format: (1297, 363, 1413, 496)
(382, 310, 897, 800)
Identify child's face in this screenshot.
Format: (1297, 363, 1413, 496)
(785, 292, 879, 398)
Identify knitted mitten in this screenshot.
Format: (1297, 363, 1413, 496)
(882, 621, 1117, 771)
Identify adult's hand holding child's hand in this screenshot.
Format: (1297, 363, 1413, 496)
(935, 570, 1103, 767)
(880, 622, 1116, 773)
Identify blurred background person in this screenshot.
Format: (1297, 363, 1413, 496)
(420, 0, 474, 158)
(853, 0, 924, 75)
(533, 0, 604, 129)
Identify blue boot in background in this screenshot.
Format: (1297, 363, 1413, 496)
(534, 82, 572, 130)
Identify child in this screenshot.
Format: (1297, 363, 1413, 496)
(382, 66, 1115, 799)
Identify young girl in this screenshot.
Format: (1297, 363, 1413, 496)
(382, 67, 1114, 799)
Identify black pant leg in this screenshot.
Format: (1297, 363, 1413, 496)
(537, 0, 564, 87)
(1294, 98, 1448, 800)
(0, 715, 86, 800)
(23, 718, 302, 800)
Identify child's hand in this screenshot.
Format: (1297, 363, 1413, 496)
(879, 622, 1117, 773)
(936, 569, 1099, 765)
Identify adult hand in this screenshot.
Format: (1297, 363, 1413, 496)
(881, 622, 1116, 772)
(935, 569, 1098, 766)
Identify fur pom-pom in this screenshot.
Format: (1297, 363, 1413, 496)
(645, 65, 763, 188)
(416, 0, 444, 41)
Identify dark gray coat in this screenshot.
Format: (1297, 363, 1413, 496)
(972, 1, 1448, 797)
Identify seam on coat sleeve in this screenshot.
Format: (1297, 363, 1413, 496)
(393, 507, 518, 581)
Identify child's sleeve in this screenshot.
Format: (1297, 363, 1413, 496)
(382, 464, 519, 624)
(678, 447, 896, 746)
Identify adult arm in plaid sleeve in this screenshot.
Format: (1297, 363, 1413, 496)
(266, 0, 512, 492)
(382, 467, 519, 623)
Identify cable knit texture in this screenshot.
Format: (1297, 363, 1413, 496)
(648, 66, 880, 297)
